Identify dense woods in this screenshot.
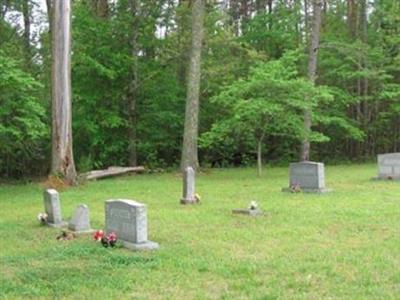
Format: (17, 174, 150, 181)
(0, 0, 399, 179)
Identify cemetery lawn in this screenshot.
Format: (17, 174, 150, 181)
(0, 164, 399, 300)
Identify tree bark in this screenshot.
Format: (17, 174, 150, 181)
(96, 0, 109, 18)
(127, 0, 139, 167)
(22, 0, 31, 65)
(181, 0, 204, 170)
(51, 0, 77, 183)
(46, 0, 53, 33)
(300, 0, 322, 161)
(347, 0, 357, 38)
(359, 0, 368, 157)
(257, 137, 263, 177)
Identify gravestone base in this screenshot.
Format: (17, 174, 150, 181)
(46, 221, 67, 228)
(70, 228, 96, 235)
(281, 187, 332, 193)
(232, 209, 263, 216)
(180, 197, 198, 205)
(122, 240, 159, 251)
(372, 176, 400, 181)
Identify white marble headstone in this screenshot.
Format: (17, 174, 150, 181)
(43, 189, 66, 227)
(181, 166, 196, 203)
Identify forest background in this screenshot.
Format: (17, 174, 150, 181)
(1, 0, 399, 179)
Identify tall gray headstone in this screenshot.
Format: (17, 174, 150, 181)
(374, 153, 400, 180)
(43, 189, 66, 227)
(68, 204, 94, 233)
(282, 161, 331, 193)
(105, 199, 159, 251)
(181, 166, 196, 204)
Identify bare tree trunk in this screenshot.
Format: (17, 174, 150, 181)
(181, 0, 204, 170)
(96, 0, 109, 18)
(46, 0, 53, 34)
(257, 137, 263, 177)
(359, 0, 368, 157)
(51, 0, 76, 183)
(22, 0, 31, 65)
(347, 0, 357, 38)
(300, 0, 322, 161)
(304, 0, 309, 44)
(127, 0, 139, 166)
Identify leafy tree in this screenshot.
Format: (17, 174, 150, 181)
(201, 51, 332, 176)
(0, 50, 47, 177)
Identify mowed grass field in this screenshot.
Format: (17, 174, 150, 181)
(0, 164, 399, 299)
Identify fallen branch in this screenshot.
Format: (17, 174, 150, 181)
(82, 166, 145, 181)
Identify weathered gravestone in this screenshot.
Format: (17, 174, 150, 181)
(68, 204, 94, 233)
(181, 166, 197, 204)
(43, 189, 67, 227)
(282, 161, 331, 193)
(105, 199, 159, 251)
(374, 153, 400, 180)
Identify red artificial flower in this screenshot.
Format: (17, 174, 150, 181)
(107, 232, 117, 242)
(93, 230, 104, 242)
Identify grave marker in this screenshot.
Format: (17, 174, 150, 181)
(43, 189, 67, 227)
(374, 153, 400, 180)
(282, 161, 331, 193)
(105, 199, 159, 251)
(68, 204, 94, 233)
(181, 166, 197, 204)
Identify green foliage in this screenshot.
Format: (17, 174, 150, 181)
(1, 0, 399, 177)
(201, 51, 334, 164)
(0, 50, 47, 177)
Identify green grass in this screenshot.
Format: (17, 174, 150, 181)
(0, 164, 399, 299)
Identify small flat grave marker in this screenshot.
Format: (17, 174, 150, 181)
(105, 199, 159, 251)
(233, 201, 263, 216)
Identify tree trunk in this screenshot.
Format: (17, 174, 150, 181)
(304, 0, 309, 43)
(300, 0, 322, 161)
(96, 0, 109, 18)
(257, 138, 263, 177)
(359, 0, 368, 157)
(347, 0, 357, 38)
(127, 0, 139, 167)
(51, 0, 77, 184)
(181, 0, 204, 170)
(46, 0, 53, 34)
(22, 0, 31, 65)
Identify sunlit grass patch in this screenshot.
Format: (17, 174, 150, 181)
(0, 164, 399, 299)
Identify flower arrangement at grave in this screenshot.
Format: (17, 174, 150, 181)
(248, 201, 258, 210)
(93, 230, 118, 248)
(290, 183, 301, 193)
(194, 193, 201, 203)
(37, 212, 48, 225)
(56, 230, 75, 241)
